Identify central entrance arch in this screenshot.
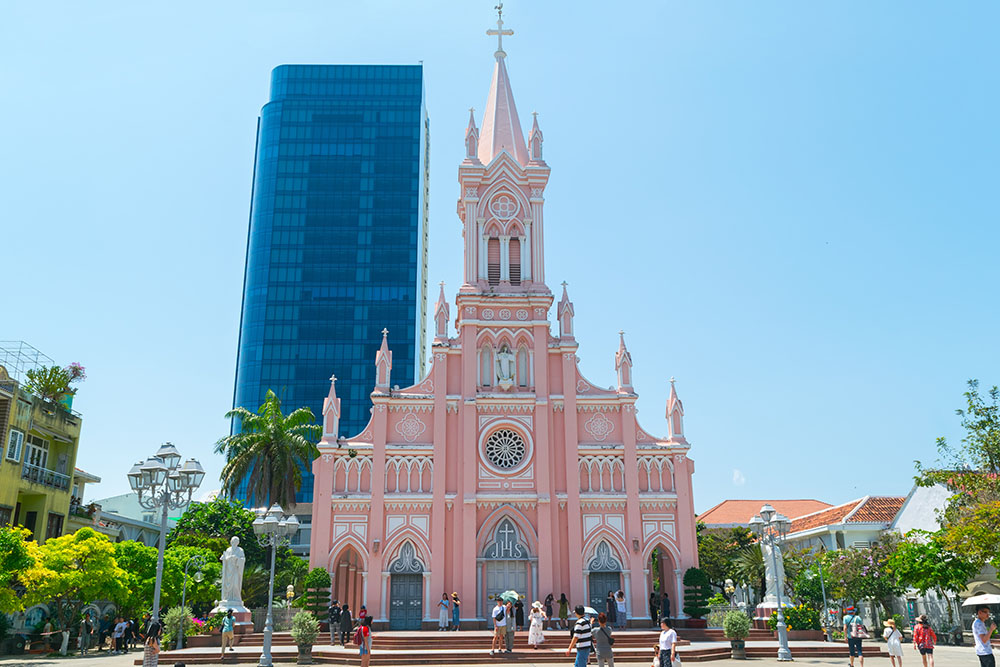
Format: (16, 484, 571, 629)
(388, 542, 424, 630)
(587, 541, 623, 611)
(481, 518, 530, 617)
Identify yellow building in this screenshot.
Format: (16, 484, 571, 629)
(0, 345, 97, 543)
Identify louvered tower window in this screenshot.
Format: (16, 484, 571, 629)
(509, 238, 521, 285)
(487, 238, 501, 286)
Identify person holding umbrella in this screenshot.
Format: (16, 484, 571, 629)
(973, 605, 997, 667)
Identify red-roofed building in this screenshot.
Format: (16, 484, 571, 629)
(698, 499, 832, 529)
(786, 496, 905, 551)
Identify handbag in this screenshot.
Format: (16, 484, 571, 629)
(601, 626, 616, 645)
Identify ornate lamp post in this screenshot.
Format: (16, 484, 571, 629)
(127, 444, 205, 629)
(177, 554, 206, 650)
(252, 505, 298, 667)
(749, 504, 793, 662)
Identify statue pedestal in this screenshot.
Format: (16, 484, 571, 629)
(754, 600, 784, 630)
(234, 612, 252, 635)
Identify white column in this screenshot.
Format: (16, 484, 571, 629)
(478, 222, 487, 280)
(361, 571, 368, 612)
(423, 571, 433, 621)
(500, 235, 510, 282)
(522, 223, 532, 280)
(476, 562, 483, 618)
(674, 569, 687, 619)
(380, 571, 390, 622)
(583, 569, 590, 606)
(532, 203, 544, 284)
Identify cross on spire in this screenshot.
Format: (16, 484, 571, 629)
(487, 2, 514, 58)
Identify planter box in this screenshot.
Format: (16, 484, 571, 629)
(777, 630, 825, 641)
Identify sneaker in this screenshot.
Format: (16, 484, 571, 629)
(489, 650, 495, 656)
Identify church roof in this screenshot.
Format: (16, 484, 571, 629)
(478, 37, 528, 165)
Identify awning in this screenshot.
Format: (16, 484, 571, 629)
(33, 425, 73, 443)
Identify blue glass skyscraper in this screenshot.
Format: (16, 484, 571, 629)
(233, 65, 429, 535)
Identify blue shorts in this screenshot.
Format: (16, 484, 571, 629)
(359, 643, 369, 656)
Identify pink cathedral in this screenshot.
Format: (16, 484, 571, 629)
(309, 11, 698, 630)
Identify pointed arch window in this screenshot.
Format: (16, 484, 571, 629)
(480, 345, 493, 387)
(509, 237, 521, 285)
(487, 238, 501, 286)
(516, 345, 529, 388)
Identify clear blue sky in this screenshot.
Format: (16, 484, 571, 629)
(2, 1, 997, 512)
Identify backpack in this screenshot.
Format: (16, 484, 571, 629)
(353, 626, 365, 645)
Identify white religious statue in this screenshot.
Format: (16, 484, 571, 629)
(213, 536, 248, 613)
(495, 345, 516, 389)
(761, 539, 787, 606)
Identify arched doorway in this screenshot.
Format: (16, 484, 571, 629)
(481, 518, 530, 617)
(388, 542, 423, 630)
(587, 541, 623, 611)
(331, 546, 365, 617)
(647, 544, 678, 621)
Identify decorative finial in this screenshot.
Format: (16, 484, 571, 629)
(487, 2, 514, 57)
(330, 374, 337, 382)
(670, 376, 676, 385)
(532, 111, 538, 119)
(619, 329, 625, 336)
(561, 280, 568, 287)
(381, 328, 389, 337)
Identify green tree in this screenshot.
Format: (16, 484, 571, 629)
(164, 545, 223, 614)
(24, 364, 85, 405)
(695, 524, 756, 594)
(0, 526, 35, 613)
(303, 568, 331, 617)
(733, 543, 766, 600)
(23, 528, 126, 629)
(791, 553, 834, 609)
(167, 496, 265, 566)
(888, 533, 976, 625)
(826, 539, 904, 620)
(916, 380, 1000, 567)
(214, 389, 321, 509)
(683, 567, 712, 619)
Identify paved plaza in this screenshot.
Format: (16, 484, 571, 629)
(0, 643, 978, 667)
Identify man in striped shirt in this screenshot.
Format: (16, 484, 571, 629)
(565, 605, 593, 667)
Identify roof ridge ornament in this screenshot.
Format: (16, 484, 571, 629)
(487, 2, 514, 59)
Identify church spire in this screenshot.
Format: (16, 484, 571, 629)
(323, 374, 341, 438)
(374, 328, 393, 390)
(433, 282, 450, 342)
(464, 108, 480, 162)
(478, 3, 529, 166)
(615, 331, 633, 392)
(558, 282, 575, 339)
(667, 377, 686, 442)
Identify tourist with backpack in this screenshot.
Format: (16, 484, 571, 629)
(327, 600, 341, 645)
(913, 615, 936, 667)
(490, 598, 507, 656)
(843, 608, 868, 667)
(354, 616, 372, 667)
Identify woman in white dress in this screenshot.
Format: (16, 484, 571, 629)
(437, 593, 450, 630)
(883, 619, 903, 667)
(527, 601, 547, 649)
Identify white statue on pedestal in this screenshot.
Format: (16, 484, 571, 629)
(213, 536, 248, 613)
(761, 539, 787, 606)
(495, 345, 516, 389)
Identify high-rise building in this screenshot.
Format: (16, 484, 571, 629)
(233, 65, 429, 551)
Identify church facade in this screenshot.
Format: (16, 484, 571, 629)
(309, 12, 698, 629)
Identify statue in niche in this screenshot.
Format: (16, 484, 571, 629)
(495, 345, 516, 390)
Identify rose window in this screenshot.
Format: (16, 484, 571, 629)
(485, 429, 526, 469)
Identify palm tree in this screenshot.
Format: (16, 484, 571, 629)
(733, 543, 767, 601)
(215, 389, 321, 510)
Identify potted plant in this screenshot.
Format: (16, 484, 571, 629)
(724, 610, 751, 659)
(682, 567, 711, 627)
(290, 611, 319, 665)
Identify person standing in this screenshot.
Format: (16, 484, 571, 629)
(973, 605, 996, 667)
(515, 599, 525, 631)
(659, 617, 677, 667)
(649, 591, 659, 625)
(545, 594, 555, 630)
(595, 612, 615, 667)
(112, 617, 128, 655)
(883, 619, 903, 667)
(527, 602, 546, 649)
(660, 592, 671, 622)
(558, 594, 569, 629)
(605, 591, 617, 628)
(142, 621, 160, 667)
(843, 608, 866, 667)
(451, 593, 461, 630)
(356, 616, 372, 667)
(339, 604, 353, 646)
(79, 613, 92, 655)
(913, 615, 936, 667)
(490, 598, 507, 657)
(328, 600, 341, 645)
(438, 594, 450, 631)
(616, 591, 628, 630)
(220, 609, 236, 658)
(566, 605, 594, 667)
(505, 600, 516, 653)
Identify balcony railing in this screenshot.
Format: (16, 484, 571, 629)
(21, 463, 71, 491)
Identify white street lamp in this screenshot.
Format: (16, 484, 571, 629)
(253, 504, 296, 667)
(128, 443, 203, 651)
(177, 554, 207, 650)
(751, 504, 793, 662)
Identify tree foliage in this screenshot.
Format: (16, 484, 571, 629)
(167, 496, 265, 566)
(683, 567, 712, 619)
(825, 537, 904, 615)
(732, 543, 766, 599)
(0, 527, 35, 613)
(214, 389, 321, 510)
(916, 380, 1000, 567)
(22, 528, 126, 629)
(888, 532, 977, 597)
(695, 524, 757, 594)
(24, 364, 85, 405)
(303, 567, 331, 617)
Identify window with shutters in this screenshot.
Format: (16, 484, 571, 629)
(509, 238, 521, 285)
(487, 238, 500, 286)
